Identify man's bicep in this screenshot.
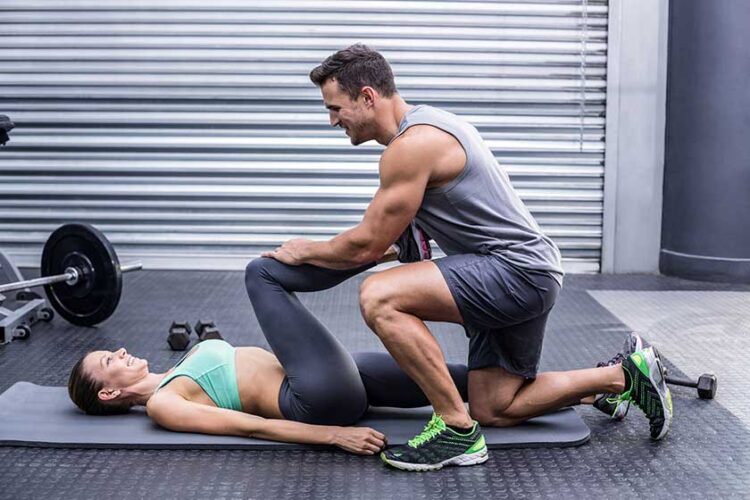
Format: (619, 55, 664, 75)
(360, 169, 429, 251)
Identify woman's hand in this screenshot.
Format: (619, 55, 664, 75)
(331, 426, 387, 455)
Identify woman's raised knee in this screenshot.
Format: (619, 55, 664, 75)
(244, 257, 275, 295)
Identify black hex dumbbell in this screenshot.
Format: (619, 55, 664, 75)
(665, 373, 718, 399)
(696, 374, 718, 399)
(167, 321, 192, 351)
(195, 320, 223, 342)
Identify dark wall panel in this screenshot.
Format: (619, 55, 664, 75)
(661, 0, 750, 282)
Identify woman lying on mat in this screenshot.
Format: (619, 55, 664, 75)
(67, 342, 469, 455)
(67, 251, 469, 455)
(68, 247, 637, 456)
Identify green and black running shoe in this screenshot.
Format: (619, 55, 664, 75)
(380, 413, 488, 471)
(616, 347, 673, 440)
(593, 333, 646, 420)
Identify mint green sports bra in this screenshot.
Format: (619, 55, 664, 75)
(155, 339, 242, 411)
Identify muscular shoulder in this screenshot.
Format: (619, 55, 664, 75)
(390, 124, 458, 155)
(385, 126, 451, 168)
(382, 125, 465, 186)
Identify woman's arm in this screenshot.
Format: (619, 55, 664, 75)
(146, 393, 386, 454)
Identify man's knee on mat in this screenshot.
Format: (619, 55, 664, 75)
(468, 366, 528, 427)
(470, 400, 524, 428)
(470, 384, 538, 427)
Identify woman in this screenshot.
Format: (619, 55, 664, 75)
(68, 255, 469, 455)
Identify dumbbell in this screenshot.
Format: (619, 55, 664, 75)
(167, 321, 192, 351)
(666, 374, 718, 399)
(195, 320, 223, 342)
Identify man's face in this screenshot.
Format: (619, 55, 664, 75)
(321, 79, 373, 145)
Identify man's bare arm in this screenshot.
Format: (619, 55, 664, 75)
(263, 134, 435, 269)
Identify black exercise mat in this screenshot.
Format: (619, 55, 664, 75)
(0, 382, 589, 450)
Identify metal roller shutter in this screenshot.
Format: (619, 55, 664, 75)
(0, 0, 607, 272)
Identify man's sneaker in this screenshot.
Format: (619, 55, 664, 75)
(392, 221, 432, 263)
(593, 333, 646, 420)
(380, 413, 488, 471)
(616, 347, 673, 440)
(592, 393, 628, 420)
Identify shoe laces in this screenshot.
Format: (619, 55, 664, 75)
(605, 395, 624, 407)
(408, 414, 446, 448)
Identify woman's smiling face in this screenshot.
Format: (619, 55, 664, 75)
(83, 347, 149, 392)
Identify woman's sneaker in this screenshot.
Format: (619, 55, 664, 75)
(380, 413, 488, 471)
(592, 333, 645, 420)
(617, 347, 673, 440)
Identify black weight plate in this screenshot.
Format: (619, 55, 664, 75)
(41, 223, 123, 327)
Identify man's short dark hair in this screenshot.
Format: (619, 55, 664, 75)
(309, 44, 397, 100)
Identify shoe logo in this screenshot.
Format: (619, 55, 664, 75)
(391, 452, 403, 458)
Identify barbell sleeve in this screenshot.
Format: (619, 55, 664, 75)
(0, 260, 142, 294)
(120, 262, 143, 273)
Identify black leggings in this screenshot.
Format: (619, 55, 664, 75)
(244, 257, 468, 426)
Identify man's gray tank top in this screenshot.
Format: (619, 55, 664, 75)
(392, 105, 564, 283)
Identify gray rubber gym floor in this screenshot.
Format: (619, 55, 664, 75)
(1, 270, 749, 499)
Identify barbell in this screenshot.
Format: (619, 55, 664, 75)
(0, 223, 142, 326)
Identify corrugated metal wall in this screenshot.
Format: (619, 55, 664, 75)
(0, 0, 608, 272)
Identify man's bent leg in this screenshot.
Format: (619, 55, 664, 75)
(359, 260, 474, 428)
(469, 364, 626, 427)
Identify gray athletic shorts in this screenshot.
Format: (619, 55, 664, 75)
(434, 253, 561, 378)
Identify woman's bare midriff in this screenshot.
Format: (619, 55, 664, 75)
(235, 347, 286, 418)
(154, 346, 286, 419)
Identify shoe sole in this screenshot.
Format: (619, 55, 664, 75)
(643, 347, 673, 440)
(380, 447, 489, 472)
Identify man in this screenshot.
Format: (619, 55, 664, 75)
(262, 44, 672, 471)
